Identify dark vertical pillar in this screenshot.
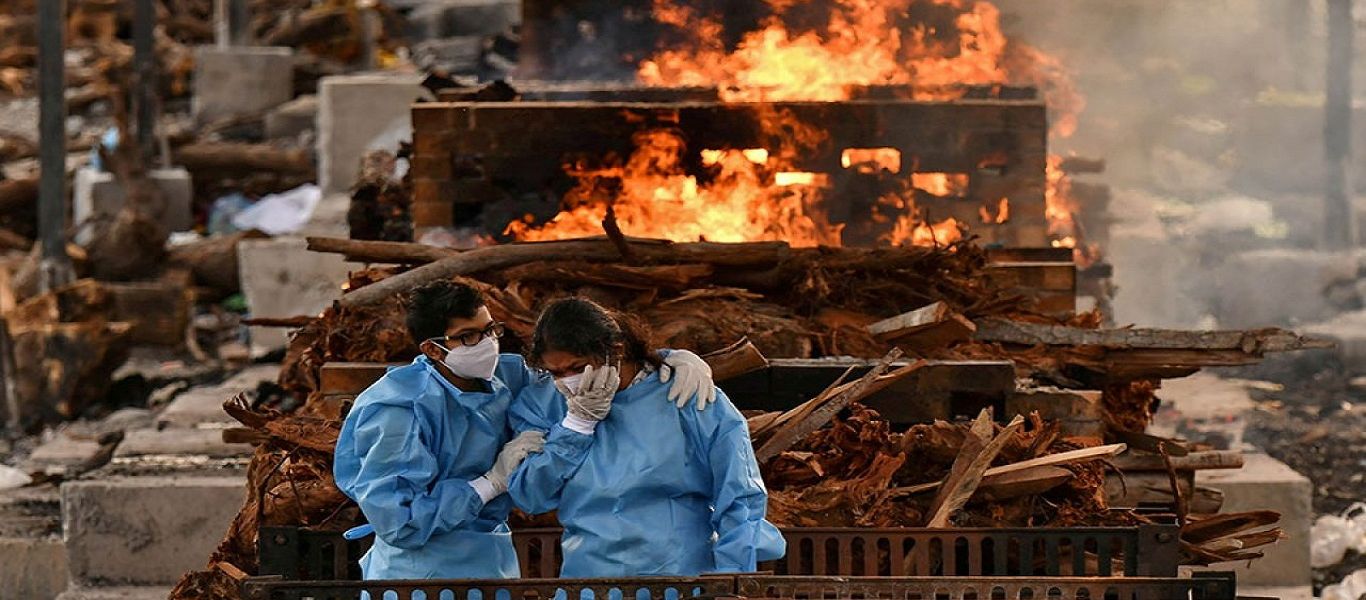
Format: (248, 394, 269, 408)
(1325, 0, 1356, 250)
(230, 0, 252, 45)
(38, 0, 72, 291)
(133, 0, 157, 162)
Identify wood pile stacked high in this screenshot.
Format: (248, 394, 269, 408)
(168, 233, 1326, 599)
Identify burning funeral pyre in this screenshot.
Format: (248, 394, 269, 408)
(162, 0, 1319, 598)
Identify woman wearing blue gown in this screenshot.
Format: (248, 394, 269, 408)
(508, 297, 786, 580)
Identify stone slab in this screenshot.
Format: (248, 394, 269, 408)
(62, 476, 244, 585)
(1236, 585, 1312, 600)
(113, 428, 249, 459)
(72, 167, 193, 246)
(0, 536, 70, 600)
(220, 364, 283, 390)
(155, 387, 235, 428)
(317, 73, 431, 195)
(192, 46, 294, 123)
(265, 94, 318, 140)
(238, 237, 358, 355)
(23, 435, 103, 470)
(1192, 452, 1312, 587)
(55, 586, 174, 600)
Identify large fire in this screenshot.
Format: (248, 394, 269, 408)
(507, 0, 1086, 251)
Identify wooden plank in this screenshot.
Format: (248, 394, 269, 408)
(891, 443, 1127, 496)
(976, 465, 1073, 501)
(926, 412, 1026, 527)
(974, 318, 1334, 353)
(1111, 451, 1244, 472)
(867, 301, 976, 351)
(986, 262, 1077, 291)
(319, 362, 393, 395)
(986, 247, 1074, 263)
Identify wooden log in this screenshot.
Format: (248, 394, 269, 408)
(974, 318, 1334, 353)
(306, 236, 454, 264)
(500, 262, 715, 292)
(0, 316, 18, 433)
(337, 238, 791, 308)
(0, 227, 29, 251)
(1105, 470, 1195, 508)
(702, 338, 768, 382)
(107, 273, 192, 347)
(174, 142, 314, 174)
(0, 176, 37, 215)
(1111, 451, 1245, 472)
(168, 230, 270, 296)
(867, 301, 976, 352)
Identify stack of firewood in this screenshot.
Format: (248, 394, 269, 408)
(163, 233, 1321, 599)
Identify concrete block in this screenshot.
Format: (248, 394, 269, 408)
(55, 586, 174, 600)
(192, 46, 294, 123)
(72, 167, 193, 246)
(62, 476, 244, 585)
(237, 237, 358, 355)
(407, 0, 519, 38)
(155, 388, 235, 428)
(113, 428, 249, 459)
(1211, 249, 1356, 328)
(264, 94, 318, 140)
(318, 73, 431, 195)
(0, 536, 69, 600)
(1193, 452, 1312, 587)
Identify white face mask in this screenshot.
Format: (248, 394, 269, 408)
(555, 372, 585, 393)
(436, 335, 499, 380)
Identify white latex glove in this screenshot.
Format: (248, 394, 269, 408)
(556, 364, 620, 422)
(481, 430, 545, 495)
(661, 350, 716, 410)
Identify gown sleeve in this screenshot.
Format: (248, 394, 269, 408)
(704, 390, 788, 571)
(334, 403, 486, 550)
(505, 385, 595, 515)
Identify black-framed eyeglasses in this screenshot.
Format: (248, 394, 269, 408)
(429, 322, 505, 348)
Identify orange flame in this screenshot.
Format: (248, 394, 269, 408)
(504, 130, 842, 246)
(508, 0, 1087, 252)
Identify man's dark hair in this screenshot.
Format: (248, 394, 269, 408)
(528, 297, 659, 369)
(406, 280, 485, 344)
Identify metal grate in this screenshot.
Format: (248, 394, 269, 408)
(737, 573, 1237, 600)
(770, 526, 1180, 577)
(241, 575, 737, 600)
(241, 573, 1237, 600)
(259, 525, 1181, 581)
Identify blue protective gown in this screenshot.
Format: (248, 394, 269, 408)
(506, 368, 786, 577)
(334, 353, 535, 581)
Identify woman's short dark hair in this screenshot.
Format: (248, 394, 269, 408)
(529, 297, 659, 370)
(406, 280, 485, 343)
